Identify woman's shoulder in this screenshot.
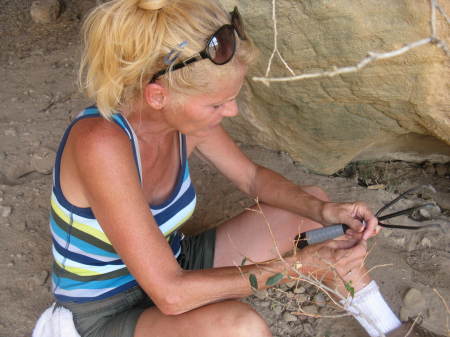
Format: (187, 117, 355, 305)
(69, 115, 133, 164)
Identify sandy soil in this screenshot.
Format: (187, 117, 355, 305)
(0, 1, 449, 337)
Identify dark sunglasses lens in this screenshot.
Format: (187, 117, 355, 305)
(207, 25, 236, 65)
(231, 7, 246, 40)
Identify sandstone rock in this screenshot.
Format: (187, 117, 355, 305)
(222, 0, 450, 174)
(30, 0, 60, 24)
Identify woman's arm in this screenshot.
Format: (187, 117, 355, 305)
(195, 126, 378, 238)
(72, 123, 366, 316)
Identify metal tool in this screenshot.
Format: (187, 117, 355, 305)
(296, 185, 440, 249)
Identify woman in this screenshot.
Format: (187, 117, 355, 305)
(46, 0, 401, 336)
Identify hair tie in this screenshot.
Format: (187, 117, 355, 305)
(163, 40, 188, 65)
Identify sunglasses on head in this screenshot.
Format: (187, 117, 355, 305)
(150, 6, 247, 83)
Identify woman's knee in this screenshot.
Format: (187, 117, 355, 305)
(301, 185, 329, 202)
(218, 301, 272, 337)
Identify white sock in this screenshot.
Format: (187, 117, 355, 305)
(340, 280, 401, 337)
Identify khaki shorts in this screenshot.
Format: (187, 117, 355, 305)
(57, 229, 216, 337)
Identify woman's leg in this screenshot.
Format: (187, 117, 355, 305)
(134, 185, 328, 337)
(214, 185, 329, 267)
(134, 300, 271, 337)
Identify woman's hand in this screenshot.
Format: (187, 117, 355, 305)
(321, 201, 379, 240)
(296, 238, 371, 296)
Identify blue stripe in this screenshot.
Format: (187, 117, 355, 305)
(53, 273, 135, 290)
(50, 216, 118, 258)
(153, 184, 196, 225)
(54, 281, 138, 303)
(52, 238, 123, 266)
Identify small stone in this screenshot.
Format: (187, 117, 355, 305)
(4, 129, 16, 136)
(33, 270, 49, 286)
(403, 288, 426, 308)
(30, 0, 61, 24)
(435, 164, 448, 177)
(254, 289, 268, 300)
(260, 301, 270, 307)
(303, 322, 314, 336)
(420, 237, 432, 248)
(296, 294, 309, 303)
(7, 261, 15, 267)
(418, 208, 431, 220)
(400, 288, 427, 321)
(285, 292, 295, 299)
(313, 293, 326, 307)
(31, 149, 56, 174)
(302, 305, 319, 315)
(0, 205, 12, 217)
(273, 305, 283, 315)
(282, 311, 298, 322)
(285, 281, 297, 288)
(294, 286, 306, 294)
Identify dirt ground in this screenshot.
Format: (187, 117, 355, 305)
(0, 1, 449, 337)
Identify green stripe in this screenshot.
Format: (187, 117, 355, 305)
(53, 262, 130, 281)
(51, 208, 116, 254)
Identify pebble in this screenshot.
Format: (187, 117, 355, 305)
(302, 322, 314, 336)
(273, 305, 283, 315)
(254, 289, 268, 300)
(31, 149, 56, 174)
(400, 288, 427, 321)
(421, 237, 432, 247)
(296, 294, 309, 303)
(0, 205, 12, 218)
(32, 270, 49, 286)
(294, 286, 306, 294)
(4, 129, 16, 137)
(435, 163, 448, 177)
(285, 281, 297, 288)
(313, 293, 326, 307)
(282, 312, 298, 322)
(302, 305, 319, 315)
(30, 0, 61, 24)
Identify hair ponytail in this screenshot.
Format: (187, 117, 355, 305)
(137, 0, 171, 11)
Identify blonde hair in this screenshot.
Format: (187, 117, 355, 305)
(79, 0, 258, 118)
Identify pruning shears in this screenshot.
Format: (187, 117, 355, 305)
(296, 185, 441, 249)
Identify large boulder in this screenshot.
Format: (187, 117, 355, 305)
(222, 0, 450, 174)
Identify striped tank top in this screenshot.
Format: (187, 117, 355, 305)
(50, 106, 196, 303)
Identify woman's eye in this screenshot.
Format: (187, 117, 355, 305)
(213, 104, 222, 109)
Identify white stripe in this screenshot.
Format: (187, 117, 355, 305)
(151, 176, 192, 216)
(159, 197, 196, 235)
(52, 247, 125, 274)
(51, 227, 118, 263)
(120, 116, 143, 184)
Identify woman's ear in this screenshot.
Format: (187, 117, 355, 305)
(144, 83, 168, 110)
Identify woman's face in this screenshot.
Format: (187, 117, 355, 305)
(164, 68, 246, 136)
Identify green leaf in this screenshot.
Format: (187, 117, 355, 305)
(249, 273, 258, 290)
(344, 280, 355, 298)
(265, 273, 284, 287)
(240, 257, 247, 266)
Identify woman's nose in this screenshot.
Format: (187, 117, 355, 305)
(221, 101, 238, 117)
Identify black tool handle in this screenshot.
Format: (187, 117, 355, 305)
(296, 224, 350, 249)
